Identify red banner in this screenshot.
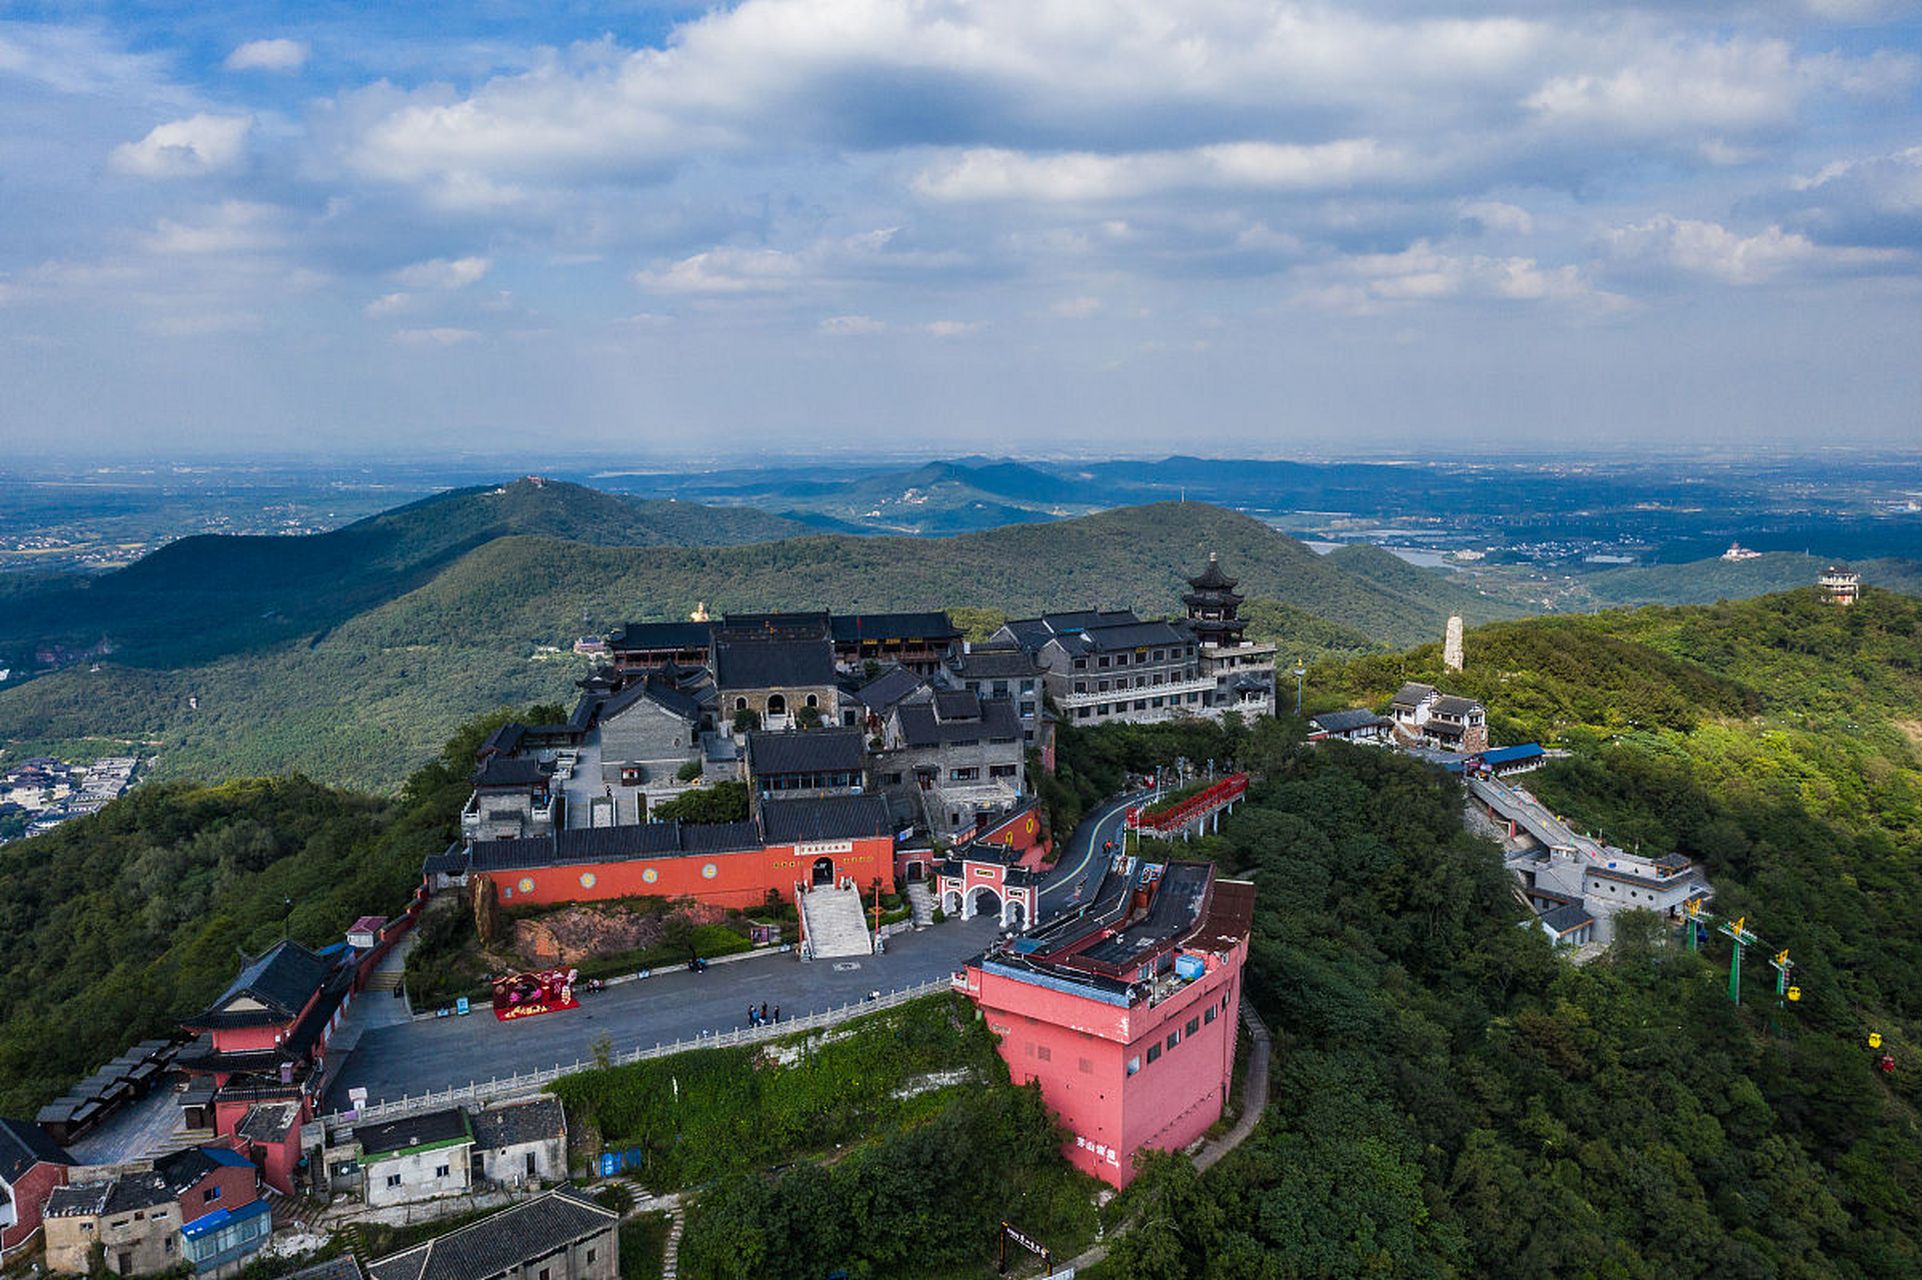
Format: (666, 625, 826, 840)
(492, 967, 580, 1021)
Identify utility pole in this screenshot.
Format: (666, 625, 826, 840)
(1293, 664, 1306, 716)
(1718, 915, 1758, 1004)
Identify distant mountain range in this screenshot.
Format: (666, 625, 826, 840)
(2, 475, 1914, 793)
(0, 480, 1505, 788)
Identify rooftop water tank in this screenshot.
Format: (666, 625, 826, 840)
(1174, 954, 1206, 981)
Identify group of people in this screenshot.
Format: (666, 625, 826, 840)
(747, 1000, 781, 1027)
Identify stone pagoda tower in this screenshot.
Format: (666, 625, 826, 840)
(1183, 553, 1247, 647)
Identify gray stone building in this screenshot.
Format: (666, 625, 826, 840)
(942, 645, 1046, 746)
(995, 612, 1209, 727)
(875, 690, 1026, 839)
(367, 1190, 618, 1280)
(469, 1098, 567, 1190)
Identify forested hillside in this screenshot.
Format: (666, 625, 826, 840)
(0, 708, 528, 1114)
(0, 478, 805, 672)
(1051, 613, 1922, 1277)
(0, 499, 1484, 789)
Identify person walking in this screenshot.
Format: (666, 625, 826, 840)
(747, 1005, 757, 1028)
(773, 1005, 780, 1023)
(760, 1001, 769, 1024)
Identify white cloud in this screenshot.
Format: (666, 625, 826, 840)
(1299, 240, 1612, 313)
(394, 256, 492, 288)
(225, 39, 309, 73)
(819, 314, 886, 335)
(921, 319, 981, 336)
(392, 326, 481, 345)
(914, 139, 1411, 203)
(1050, 296, 1103, 319)
(109, 114, 252, 178)
(1599, 214, 1902, 283)
(635, 228, 960, 297)
(142, 202, 285, 255)
(1459, 201, 1534, 236)
(364, 292, 413, 317)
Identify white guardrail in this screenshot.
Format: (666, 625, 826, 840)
(322, 977, 955, 1128)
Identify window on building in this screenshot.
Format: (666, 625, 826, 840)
(1035, 1044, 1051, 1062)
(1076, 708, 1090, 719)
(1204, 1005, 1217, 1024)
(990, 764, 1016, 778)
(526, 1152, 539, 1176)
(587, 1251, 596, 1266)
(1097, 656, 1110, 668)
(1097, 679, 1109, 692)
(1146, 1043, 1161, 1064)
(1187, 1017, 1200, 1036)
(386, 1174, 402, 1188)
(1073, 658, 1086, 670)
(1079, 1058, 1094, 1074)
(203, 1186, 220, 1203)
(1167, 1029, 1181, 1049)
(949, 767, 980, 781)
(1126, 1056, 1141, 1076)
(1020, 702, 1035, 717)
(540, 1268, 551, 1280)
(165, 1238, 176, 1255)
(435, 1164, 450, 1179)
(1074, 681, 1086, 693)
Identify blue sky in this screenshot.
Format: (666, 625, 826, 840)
(1, 0, 1919, 460)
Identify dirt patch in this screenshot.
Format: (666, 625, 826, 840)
(1897, 719, 1922, 746)
(511, 901, 735, 965)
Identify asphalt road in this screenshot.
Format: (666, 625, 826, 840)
(1036, 790, 1148, 917)
(324, 914, 1001, 1110)
(325, 791, 1143, 1111)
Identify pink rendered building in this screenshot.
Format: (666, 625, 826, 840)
(956, 858, 1255, 1188)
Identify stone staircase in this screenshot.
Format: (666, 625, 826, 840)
(904, 880, 936, 927)
(800, 885, 872, 959)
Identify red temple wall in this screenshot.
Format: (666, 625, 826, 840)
(492, 836, 897, 910)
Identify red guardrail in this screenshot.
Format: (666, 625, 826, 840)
(1130, 773, 1248, 833)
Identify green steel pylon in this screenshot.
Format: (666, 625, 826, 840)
(1718, 915, 1758, 1004)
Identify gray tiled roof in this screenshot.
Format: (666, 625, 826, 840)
(609, 621, 715, 651)
(946, 647, 1041, 679)
(1431, 695, 1483, 717)
(47, 1171, 172, 1218)
(1538, 902, 1596, 936)
(0, 1116, 71, 1183)
(829, 612, 958, 644)
(185, 940, 332, 1029)
(713, 638, 835, 690)
(1391, 682, 1436, 708)
(747, 729, 865, 777)
(846, 667, 925, 713)
(473, 757, 551, 789)
(759, 794, 894, 844)
(1311, 709, 1389, 734)
(470, 1098, 566, 1151)
(367, 1190, 617, 1280)
(356, 1107, 471, 1158)
(894, 697, 1022, 749)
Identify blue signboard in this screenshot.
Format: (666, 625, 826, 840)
(599, 1151, 622, 1177)
(455, 997, 470, 1016)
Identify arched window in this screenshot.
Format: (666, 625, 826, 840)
(735, 697, 747, 711)
(804, 693, 818, 709)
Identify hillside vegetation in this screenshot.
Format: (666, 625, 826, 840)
(0, 499, 1489, 789)
(1058, 595, 1922, 1277)
(0, 708, 524, 1113)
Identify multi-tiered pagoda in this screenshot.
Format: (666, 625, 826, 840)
(1182, 553, 1247, 648)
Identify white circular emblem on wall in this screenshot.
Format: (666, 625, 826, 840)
(701, 863, 718, 880)
(642, 867, 659, 884)
(579, 872, 597, 889)
(518, 877, 535, 893)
